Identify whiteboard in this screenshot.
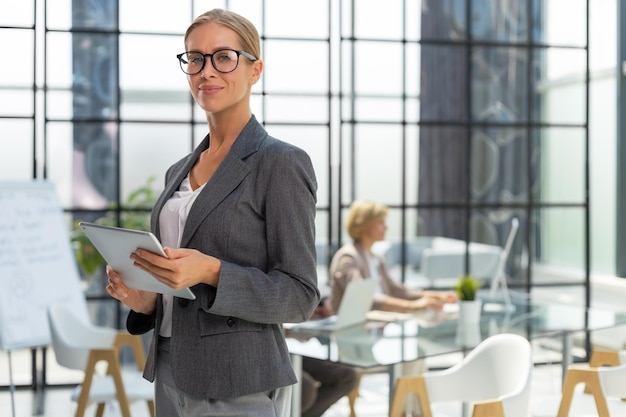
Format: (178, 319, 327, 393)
(0, 181, 87, 351)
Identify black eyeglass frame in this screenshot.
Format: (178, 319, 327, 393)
(176, 48, 258, 75)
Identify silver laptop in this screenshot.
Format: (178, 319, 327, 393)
(292, 279, 377, 331)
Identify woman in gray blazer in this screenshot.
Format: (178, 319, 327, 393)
(105, 9, 319, 417)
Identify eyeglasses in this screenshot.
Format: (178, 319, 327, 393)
(176, 49, 257, 75)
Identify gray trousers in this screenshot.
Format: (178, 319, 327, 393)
(155, 337, 292, 417)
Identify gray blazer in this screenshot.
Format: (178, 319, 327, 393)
(127, 116, 320, 399)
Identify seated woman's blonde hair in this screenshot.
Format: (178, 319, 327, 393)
(346, 200, 388, 240)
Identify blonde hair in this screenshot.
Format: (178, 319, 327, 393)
(185, 9, 261, 60)
(345, 200, 388, 240)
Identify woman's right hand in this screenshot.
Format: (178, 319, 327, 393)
(106, 265, 157, 315)
(409, 296, 444, 312)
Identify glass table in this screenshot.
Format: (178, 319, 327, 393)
(286, 299, 626, 417)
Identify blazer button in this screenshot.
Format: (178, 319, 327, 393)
(178, 299, 189, 308)
(226, 317, 236, 327)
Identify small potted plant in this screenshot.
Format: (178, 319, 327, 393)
(455, 274, 482, 301)
(454, 275, 483, 347)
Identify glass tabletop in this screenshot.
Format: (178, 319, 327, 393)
(286, 299, 626, 369)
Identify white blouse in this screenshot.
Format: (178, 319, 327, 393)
(158, 176, 205, 337)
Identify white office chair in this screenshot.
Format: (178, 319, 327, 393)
(48, 303, 154, 417)
(389, 333, 533, 417)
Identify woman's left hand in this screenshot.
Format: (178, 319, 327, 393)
(130, 246, 221, 289)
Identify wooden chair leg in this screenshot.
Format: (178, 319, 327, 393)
(74, 352, 99, 417)
(348, 372, 363, 417)
(95, 403, 106, 417)
(147, 399, 156, 417)
(106, 351, 132, 417)
(472, 400, 504, 417)
(389, 376, 432, 417)
(557, 367, 611, 417)
(585, 350, 620, 394)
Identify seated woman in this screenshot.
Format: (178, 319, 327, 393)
(327, 200, 458, 416)
(329, 200, 457, 314)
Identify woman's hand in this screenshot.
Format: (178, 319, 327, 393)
(105, 265, 157, 314)
(130, 246, 222, 289)
(422, 290, 458, 304)
(309, 298, 333, 319)
(409, 296, 444, 312)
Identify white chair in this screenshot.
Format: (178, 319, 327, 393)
(48, 303, 154, 417)
(389, 333, 533, 417)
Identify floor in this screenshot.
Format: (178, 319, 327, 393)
(1, 356, 569, 417)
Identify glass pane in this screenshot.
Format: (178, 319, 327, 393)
(0, 0, 34, 26)
(46, 33, 73, 88)
(469, 209, 526, 287)
(71, 33, 119, 120)
(535, 0, 587, 47)
(420, 0, 467, 41)
(266, 125, 329, 205)
(537, 127, 586, 204)
(120, 34, 184, 92)
(48, 121, 117, 209)
(0, 120, 34, 181)
(264, 40, 329, 94)
(45, 0, 71, 29)
(532, 207, 586, 284)
(405, 125, 420, 205)
(420, 45, 468, 123)
(120, 123, 192, 202)
(535, 48, 587, 124)
(589, 0, 616, 71)
(0, 90, 33, 118)
(471, 0, 530, 42)
(46, 122, 74, 208)
(355, 97, 404, 123)
(0, 29, 34, 88)
(121, 90, 192, 122)
(346, 0, 405, 40)
(265, 0, 329, 38)
(47, 91, 74, 120)
(120, 0, 191, 33)
(471, 46, 529, 123)
(350, 124, 403, 205)
(417, 126, 468, 206)
(265, 96, 329, 124)
(64, 0, 118, 31)
(353, 41, 404, 96)
(589, 76, 616, 275)
(406, 43, 420, 99)
(470, 127, 529, 204)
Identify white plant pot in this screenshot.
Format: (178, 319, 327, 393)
(455, 299, 483, 347)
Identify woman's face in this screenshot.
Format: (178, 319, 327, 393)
(364, 217, 387, 242)
(184, 22, 262, 116)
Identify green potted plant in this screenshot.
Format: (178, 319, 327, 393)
(454, 275, 483, 347)
(455, 274, 482, 301)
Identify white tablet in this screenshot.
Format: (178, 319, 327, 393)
(79, 222, 196, 300)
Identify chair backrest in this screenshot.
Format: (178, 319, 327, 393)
(426, 333, 532, 415)
(598, 363, 626, 399)
(48, 303, 117, 371)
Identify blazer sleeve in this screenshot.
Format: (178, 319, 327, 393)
(208, 143, 320, 324)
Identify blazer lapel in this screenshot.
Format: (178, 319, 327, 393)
(180, 117, 267, 247)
